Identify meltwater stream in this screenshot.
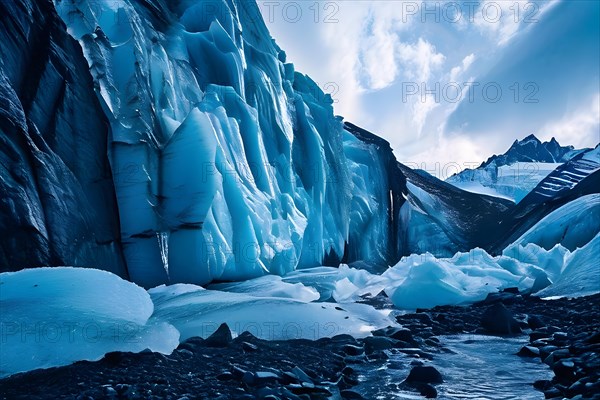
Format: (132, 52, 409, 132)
(353, 334, 553, 399)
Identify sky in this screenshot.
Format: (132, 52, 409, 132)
(258, 0, 600, 177)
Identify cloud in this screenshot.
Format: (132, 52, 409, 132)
(397, 38, 446, 83)
(474, 0, 560, 46)
(356, 10, 401, 90)
(260, 0, 595, 169)
(401, 134, 492, 179)
(449, 53, 475, 83)
(539, 93, 600, 149)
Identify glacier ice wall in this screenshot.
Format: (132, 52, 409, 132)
(47, 0, 397, 286)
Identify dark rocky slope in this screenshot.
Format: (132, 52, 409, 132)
(0, 0, 126, 275)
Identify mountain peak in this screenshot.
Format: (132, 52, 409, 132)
(517, 134, 542, 146)
(480, 134, 584, 168)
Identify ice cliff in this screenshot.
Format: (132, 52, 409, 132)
(0, 0, 409, 286)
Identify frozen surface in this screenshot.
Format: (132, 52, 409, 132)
(282, 265, 386, 302)
(0, 267, 396, 377)
(0, 268, 179, 378)
(208, 275, 320, 302)
(148, 284, 393, 342)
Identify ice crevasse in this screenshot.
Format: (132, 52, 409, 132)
(52, 0, 397, 287)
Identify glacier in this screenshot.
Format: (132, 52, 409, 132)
(46, 0, 394, 287)
(505, 194, 600, 252)
(535, 232, 600, 299)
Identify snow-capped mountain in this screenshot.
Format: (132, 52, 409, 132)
(482, 134, 585, 166)
(446, 135, 590, 203)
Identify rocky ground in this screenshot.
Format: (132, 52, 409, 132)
(1, 292, 598, 400)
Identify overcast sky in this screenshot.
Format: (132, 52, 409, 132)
(259, 0, 600, 174)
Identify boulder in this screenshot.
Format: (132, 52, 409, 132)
(204, 323, 232, 347)
(405, 366, 444, 384)
(481, 303, 522, 334)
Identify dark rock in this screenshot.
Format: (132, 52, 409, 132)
(397, 348, 434, 359)
(236, 331, 258, 341)
(103, 352, 123, 365)
(553, 360, 576, 381)
(177, 348, 193, 358)
(372, 327, 414, 343)
(405, 366, 443, 384)
(217, 372, 234, 381)
(539, 345, 559, 361)
(481, 303, 522, 334)
(419, 383, 438, 398)
(290, 366, 313, 384)
(242, 341, 258, 352)
(340, 389, 364, 399)
(343, 344, 364, 356)
(254, 371, 281, 385)
(241, 371, 255, 385)
(544, 348, 571, 366)
(410, 313, 433, 323)
(331, 334, 358, 344)
(530, 330, 551, 341)
(527, 315, 546, 329)
(204, 323, 232, 347)
(586, 331, 600, 344)
(544, 387, 562, 398)
(553, 332, 569, 341)
(517, 346, 540, 357)
(231, 365, 248, 379)
(534, 380, 552, 391)
(364, 336, 396, 354)
(481, 292, 519, 305)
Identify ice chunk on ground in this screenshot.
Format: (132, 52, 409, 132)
(148, 284, 393, 341)
(536, 232, 600, 299)
(0, 268, 179, 378)
(382, 249, 548, 309)
(208, 275, 320, 302)
(282, 265, 386, 302)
